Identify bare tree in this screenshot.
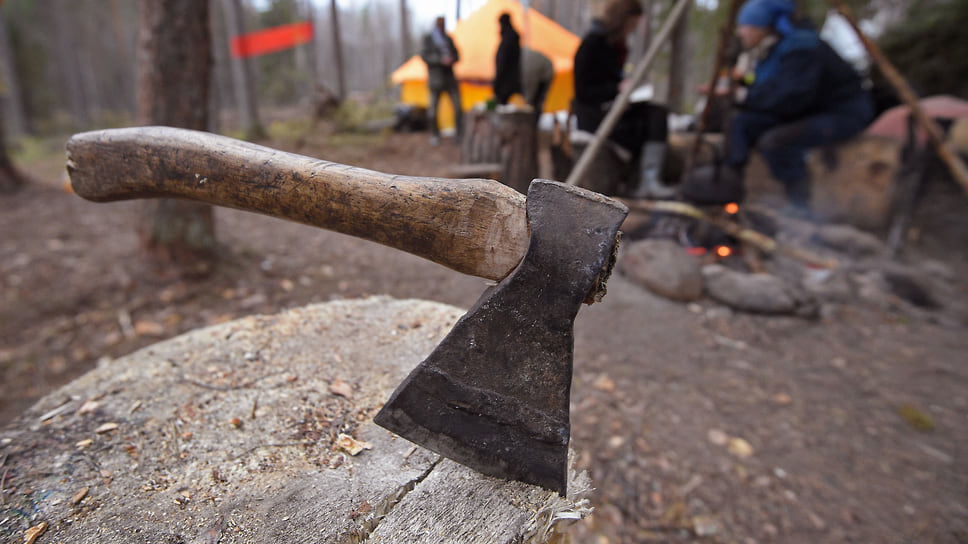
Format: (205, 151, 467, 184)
(221, 0, 265, 139)
(49, 5, 90, 128)
(0, 120, 25, 193)
(0, 8, 25, 139)
(0, 3, 24, 193)
(329, 0, 346, 100)
(137, 0, 216, 277)
(399, 0, 412, 62)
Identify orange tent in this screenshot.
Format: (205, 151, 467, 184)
(391, 0, 581, 127)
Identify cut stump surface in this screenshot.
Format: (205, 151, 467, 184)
(0, 297, 589, 543)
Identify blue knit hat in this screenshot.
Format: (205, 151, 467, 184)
(737, 0, 795, 33)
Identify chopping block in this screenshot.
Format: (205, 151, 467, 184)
(0, 298, 590, 543)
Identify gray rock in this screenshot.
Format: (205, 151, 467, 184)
(703, 264, 817, 316)
(619, 239, 704, 301)
(850, 260, 941, 310)
(814, 224, 886, 257)
(920, 259, 956, 283)
(801, 267, 853, 303)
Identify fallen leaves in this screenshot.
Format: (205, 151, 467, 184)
(772, 392, 793, 406)
(707, 429, 729, 447)
(592, 374, 616, 393)
(898, 404, 935, 432)
(134, 320, 165, 337)
(727, 437, 755, 458)
(708, 428, 755, 458)
(328, 379, 353, 399)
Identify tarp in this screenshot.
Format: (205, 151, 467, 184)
(392, 0, 581, 127)
(230, 21, 313, 58)
(865, 95, 968, 152)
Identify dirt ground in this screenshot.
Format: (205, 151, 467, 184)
(2, 127, 967, 543)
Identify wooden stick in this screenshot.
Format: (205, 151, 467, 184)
(829, 0, 968, 197)
(565, 0, 693, 187)
(624, 199, 840, 268)
(686, 0, 741, 175)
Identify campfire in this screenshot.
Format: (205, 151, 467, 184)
(616, 194, 959, 321)
(629, 201, 746, 267)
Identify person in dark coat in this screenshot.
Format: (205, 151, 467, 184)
(493, 13, 522, 105)
(573, 0, 669, 198)
(421, 16, 463, 144)
(682, 0, 874, 211)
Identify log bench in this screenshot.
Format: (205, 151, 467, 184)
(0, 297, 589, 543)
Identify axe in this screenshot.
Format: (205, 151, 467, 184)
(66, 126, 627, 495)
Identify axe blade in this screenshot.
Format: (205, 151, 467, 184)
(374, 180, 628, 495)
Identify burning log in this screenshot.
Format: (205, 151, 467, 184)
(623, 199, 840, 269)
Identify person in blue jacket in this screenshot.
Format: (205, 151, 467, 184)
(682, 0, 874, 212)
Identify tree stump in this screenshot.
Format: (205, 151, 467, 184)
(459, 109, 538, 194)
(0, 297, 590, 544)
(806, 135, 902, 230)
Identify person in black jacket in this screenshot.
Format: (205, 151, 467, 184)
(573, 0, 669, 197)
(421, 16, 463, 145)
(493, 13, 522, 105)
(681, 0, 874, 211)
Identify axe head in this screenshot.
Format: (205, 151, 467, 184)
(374, 180, 628, 495)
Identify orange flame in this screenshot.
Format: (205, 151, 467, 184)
(725, 202, 739, 214)
(716, 245, 732, 258)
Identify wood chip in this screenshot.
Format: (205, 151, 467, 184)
(78, 400, 100, 415)
(336, 433, 372, 456)
(23, 522, 47, 544)
(71, 486, 89, 505)
(75, 439, 94, 449)
(95, 422, 119, 434)
(328, 379, 354, 399)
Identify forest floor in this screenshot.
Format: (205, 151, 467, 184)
(2, 124, 967, 543)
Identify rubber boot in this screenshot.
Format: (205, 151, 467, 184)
(781, 176, 812, 218)
(630, 141, 674, 199)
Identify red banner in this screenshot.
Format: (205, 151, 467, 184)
(230, 21, 313, 58)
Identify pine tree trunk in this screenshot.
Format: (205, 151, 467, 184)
(399, 0, 412, 62)
(49, 6, 91, 128)
(329, 0, 346, 100)
(0, 9, 26, 139)
(136, 0, 216, 278)
(0, 121, 24, 193)
(221, 0, 265, 139)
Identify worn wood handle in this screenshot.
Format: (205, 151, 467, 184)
(66, 126, 528, 281)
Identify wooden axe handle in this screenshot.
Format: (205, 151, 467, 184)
(66, 126, 528, 281)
